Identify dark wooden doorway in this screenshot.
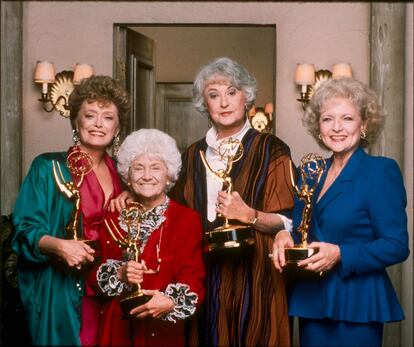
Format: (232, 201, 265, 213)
(155, 83, 208, 153)
(114, 27, 156, 137)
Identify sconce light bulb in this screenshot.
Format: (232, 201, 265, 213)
(42, 82, 48, 95)
(301, 85, 307, 94)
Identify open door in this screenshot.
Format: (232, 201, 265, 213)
(114, 24, 274, 150)
(114, 27, 156, 136)
(155, 83, 208, 153)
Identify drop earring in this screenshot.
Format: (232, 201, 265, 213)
(113, 133, 120, 158)
(165, 181, 171, 192)
(72, 129, 80, 146)
(361, 129, 367, 139)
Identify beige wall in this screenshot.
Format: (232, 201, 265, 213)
(23, 1, 371, 172)
(132, 26, 275, 108)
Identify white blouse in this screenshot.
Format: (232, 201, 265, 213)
(204, 120, 292, 231)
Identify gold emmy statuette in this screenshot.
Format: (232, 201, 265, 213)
(200, 138, 255, 252)
(104, 202, 150, 318)
(285, 153, 326, 263)
(52, 148, 93, 244)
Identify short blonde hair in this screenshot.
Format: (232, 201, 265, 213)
(303, 78, 385, 149)
(69, 75, 130, 130)
(117, 129, 182, 189)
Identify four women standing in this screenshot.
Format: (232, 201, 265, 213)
(11, 63, 409, 347)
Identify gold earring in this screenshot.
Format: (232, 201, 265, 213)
(72, 129, 80, 146)
(361, 129, 367, 140)
(113, 134, 120, 158)
(318, 134, 322, 140)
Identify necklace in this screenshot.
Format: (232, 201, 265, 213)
(144, 224, 163, 274)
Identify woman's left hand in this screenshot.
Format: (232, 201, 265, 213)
(216, 191, 252, 224)
(130, 289, 175, 319)
(119, 260, 146, 285)
(297, 241, 341, 273)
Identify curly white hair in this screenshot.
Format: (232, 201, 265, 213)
(117, 128, 182, 188)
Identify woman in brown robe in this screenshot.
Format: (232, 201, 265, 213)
(170, 57, 294, 347)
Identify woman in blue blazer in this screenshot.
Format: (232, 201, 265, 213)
(271, 78, 409, 347)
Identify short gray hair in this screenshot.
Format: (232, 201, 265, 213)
(193, 57, 257, 117)
(117, 128, 182, 188)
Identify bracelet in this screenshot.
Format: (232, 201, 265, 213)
(248, 209, 258, 225)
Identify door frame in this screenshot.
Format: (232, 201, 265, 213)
(113, 23, 277, 132)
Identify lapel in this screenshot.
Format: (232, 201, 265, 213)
(230, 128, 257, 180)
(316, 147, 366, 215)
(194, 139, 208, 229)
(57, 151, 73, 181)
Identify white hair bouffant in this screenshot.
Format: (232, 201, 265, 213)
(117, 128, 182, 187)
(193, 57, 257, 117)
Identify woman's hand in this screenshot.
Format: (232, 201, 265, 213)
(119, 260, 146, 284)
(130, 289, 175, 319)
(108, 190, 134, 212)
(55, 239, 95, 269)
(271, 230, 294, 272)
(298, 241, 341, 273)
(216, 191, 253, 224)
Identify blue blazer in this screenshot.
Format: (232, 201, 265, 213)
(288, 147, 409, 323)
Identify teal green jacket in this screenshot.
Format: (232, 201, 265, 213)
(12, 152, 83, 346)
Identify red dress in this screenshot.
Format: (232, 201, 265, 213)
(88, 199, 205, 347)
(78, 153, 123, 346)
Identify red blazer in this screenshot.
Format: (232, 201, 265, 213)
(89, 199, 205, 347)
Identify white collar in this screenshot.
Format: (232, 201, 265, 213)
(205, 119, 252, 149)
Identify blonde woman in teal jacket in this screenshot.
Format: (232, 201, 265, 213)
(12, 75, 129, 346)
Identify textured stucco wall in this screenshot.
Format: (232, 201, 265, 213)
(23, 1, 370, 171)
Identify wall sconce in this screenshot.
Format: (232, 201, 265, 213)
(248, 103, 274, 133)
(294, 62, 352, 110)
(34, 61, 94, 117)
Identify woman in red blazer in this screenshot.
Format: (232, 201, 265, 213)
(89, 128, 205, 347)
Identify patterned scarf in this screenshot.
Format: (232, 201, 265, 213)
(118, 197, 169, 253)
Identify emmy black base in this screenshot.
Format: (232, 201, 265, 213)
(206, 225, 255, 252)
(120, 292, 151, 318)
(285, 246, 318, 263)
